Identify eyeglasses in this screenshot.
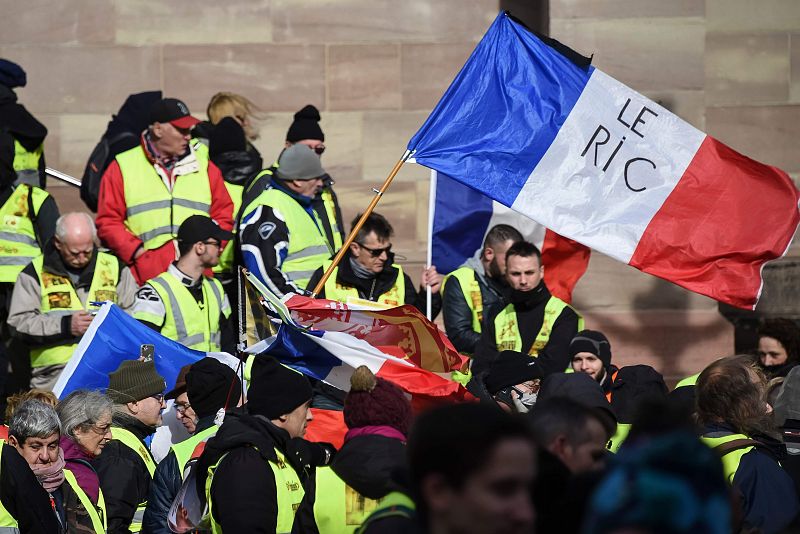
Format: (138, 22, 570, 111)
(356, 243, 391, 258)
(151, 393, 165, 403)
(311, 144, 325, 155)
(203, 240, 221, 248)
(89, 422, 112, 435)
(174, 402, 192, 415)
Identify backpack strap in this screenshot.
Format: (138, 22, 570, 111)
(714, 438, 761, 457)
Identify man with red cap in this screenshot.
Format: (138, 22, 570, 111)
(96, 97, 233, 285)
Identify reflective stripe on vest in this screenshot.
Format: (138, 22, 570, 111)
(354, 491, 415, 534)
(206, 447, 304, 534)
(493, 296, 584, 356)
(64, 468, 107, 533)
(0, 184, 47, 282)
(242, 186, 331, 290)
(214, 181, 243, 274)
(442, 267, 483, 332)
(319, 187, 343, 251)
(13, 139, 43, 187)
(313, 466, 385, 533)
(322, 260, 405, 308)
(118, 143, 212, 250)
(135, 274, 227, 351)
(30, 252, 120, 368)
(0, 446, 18, 531)
(171, 426, 219, 477)
(701, 432, 754, 484)
(111, 427, 155, 532)
(607, 422, 631, 454)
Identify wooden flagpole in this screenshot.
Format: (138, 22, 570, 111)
(311, 150, 412, 297)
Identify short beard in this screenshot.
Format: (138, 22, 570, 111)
(487, 257, 502, 279)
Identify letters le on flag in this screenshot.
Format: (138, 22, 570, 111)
(408, 12, 800, 309)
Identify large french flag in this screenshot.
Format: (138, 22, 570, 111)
(409, 12, 800, 309)
(432, 171, 589, 302)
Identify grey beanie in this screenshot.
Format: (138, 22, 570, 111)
(275, 144, 325, 181)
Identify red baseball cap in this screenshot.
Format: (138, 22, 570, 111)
(149, 97, 200, 129)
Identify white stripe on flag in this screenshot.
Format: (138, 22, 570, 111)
(52, 302, 113, 397)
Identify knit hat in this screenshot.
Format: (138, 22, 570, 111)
(344, 366, 412, 436)
(246, 356, 312, 419)
(286, 104, 324, 143)
(165, 363, 192, 400)
(483, 352, 541, 393)
(107, 360, 167, 404)
(274, 144, 326, 181)
(538, 372, 617, 434)
(570, 330, 612, 368)
(0, 59, 26, 88)
(209, 116, 247, 158)
(186, 358, 242, 419)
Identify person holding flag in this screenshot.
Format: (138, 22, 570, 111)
(475, 241, 582, 377)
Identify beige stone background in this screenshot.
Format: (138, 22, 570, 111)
(3, 0, 799, 381)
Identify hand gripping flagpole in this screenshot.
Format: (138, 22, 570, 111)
(311, 150, 413, 297)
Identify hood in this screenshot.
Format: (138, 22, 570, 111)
(610, 365, 668, 423)
(212, 149, 263, 186)
(774, 365, 800, 427)
(0, 84, 47, 150)
(331, 434, 407, 500)
(105, 90, 162, 139)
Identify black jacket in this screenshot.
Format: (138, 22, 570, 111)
(92, 415, 157, 534)
(293, 433, 407, 533)
(0, 84, 47, 187)
(474, 282, 580, 377)
(441, 265, 506, 354)
(0, 443, 61, 533)
(210, 146, 262, 188)
(307, 251, 442, 319)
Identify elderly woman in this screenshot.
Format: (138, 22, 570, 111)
(58, 389, 113, 532)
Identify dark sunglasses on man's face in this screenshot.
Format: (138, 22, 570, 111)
(312, 144, 325, 155)
(357, 243, 391, 258)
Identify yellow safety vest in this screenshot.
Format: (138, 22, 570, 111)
(354, 491, 416, 534)
(313, 466, 385, 534)
(134, 272, 229, 351)
(13, 139, 43, 186)
(0, 446, 18, 532)
(242, 187, 331, 290)
(674, 373, 700, 390)
(63, 468, 107, 533)
(30, 251, 120, 368)
(319, 187, 343, 251)
(606, 423, 631, 454)
(321, 260, 405, 308)
(110, 427, 156, 533)
(213, 181, 243, 276)
(441, 267, 483, 332)
(171, 426, 218, 476)
(118, 142, 212, 250)
(493, 296, 584, 356)
(701, 432, 755, 484)
(206, 447, 304, 534)
(0, 184, 48, 282)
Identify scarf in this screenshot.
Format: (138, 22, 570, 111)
(30, 448, 65, 493)
(349, 256, 376, 280)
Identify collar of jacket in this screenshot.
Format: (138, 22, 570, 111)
(41, 239, 100, 289)
(112, 411, 157, 441)
(269, 175, 314, 207)
(508, 280, 550, 311)
(336, 250, 400, 296)
(141, 130, 198, 177)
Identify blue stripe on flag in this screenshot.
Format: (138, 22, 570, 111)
(263, 326, 340, 381)
(408, 12, 593, 205)
(432, 173, 493, 273)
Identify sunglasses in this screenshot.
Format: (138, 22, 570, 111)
(357, 243, 392, 258)
(300, 143, 325, 155)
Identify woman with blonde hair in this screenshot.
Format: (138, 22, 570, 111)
(206, 92, 262, 141)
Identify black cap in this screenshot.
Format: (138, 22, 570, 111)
(286, 104, 324, 143)
(177, 215, 233, 246)
(247, 356, 312, 419)
(149, 98, 201, 129)
(0, 59, 26, 89)
(186, 358, 242, 419)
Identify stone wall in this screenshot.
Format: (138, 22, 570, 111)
(4, 0, 799, 379)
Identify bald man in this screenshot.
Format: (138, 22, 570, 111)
(8, 212, 137, 390)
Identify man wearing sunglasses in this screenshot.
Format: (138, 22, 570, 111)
(132, 215, 234, 353)
(308, 212, 443, 316)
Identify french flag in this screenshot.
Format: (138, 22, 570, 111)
(432, 171, 589, 302)
(409, 12, 800, 310)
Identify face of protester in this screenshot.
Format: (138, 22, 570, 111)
(73, 411, 113, 456)
(285, 176, 324, 198)
(174, 392, 197, 434)
(350, 231, 391, 274)
(572, 352, 605, 382)
(151, 121, 191, 158)
(552, 418, 608, 474)
(505, 254, 543, 292)
(758, 336, 789, 367)
(129, 394, 166, 427)
(54, 218, 95, 270)
(424, 437, 536, 534)
(9, 432, 60, 468)
(484, 239, 516, 279)
(276, 400, 313, 439)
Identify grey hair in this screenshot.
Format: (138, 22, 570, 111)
(57, 390, 113, 440)
(8, 400, 61, 444)
(55, 212, 97, 242)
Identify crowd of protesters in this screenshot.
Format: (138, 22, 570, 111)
(1, 56, 800, 534)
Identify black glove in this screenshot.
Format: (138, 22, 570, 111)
(286, 438, 337, 472)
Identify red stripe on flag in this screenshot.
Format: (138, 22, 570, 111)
(629, 136, 800, 309)
(541, 229, 591, 303)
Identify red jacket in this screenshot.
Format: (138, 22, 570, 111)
(96, 143, 233, 285)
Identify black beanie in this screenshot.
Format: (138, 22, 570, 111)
(186, 358, 242, 419)
(286, 104, 324, 143)
(247, 356, 312, 419)
(209, 116, 247, 158)
(570, 330, 612, 368)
